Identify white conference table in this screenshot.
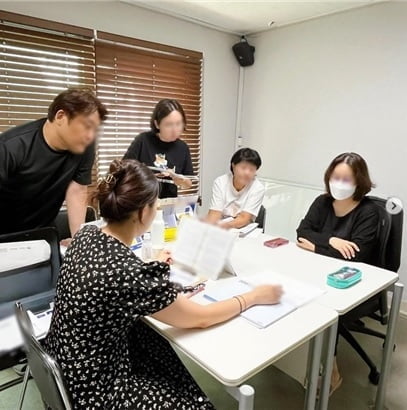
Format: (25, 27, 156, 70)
(228, 232, 403, 410)
(146, 286, 337, 410)
(60, 240, 339, 410)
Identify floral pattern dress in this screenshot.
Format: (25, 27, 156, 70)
(45, 225, 215, 409)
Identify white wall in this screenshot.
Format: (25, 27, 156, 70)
(241, 2, 407, 296)
(0, 0, 240, 210)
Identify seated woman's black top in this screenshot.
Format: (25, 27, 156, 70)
(297, 194, 380, 264)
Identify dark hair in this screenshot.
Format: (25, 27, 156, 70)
(48, 88, 108, 122)
(95, 159, 159, 223)
(230, 148, 262, 173)
(150, 99, 187, 133)
(324, 152, 375, 201)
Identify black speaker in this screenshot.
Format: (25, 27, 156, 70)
(232, 37, 255, 67)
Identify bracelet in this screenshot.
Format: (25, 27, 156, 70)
(238, 294, 247, 311)
(233, 296, 243, 313)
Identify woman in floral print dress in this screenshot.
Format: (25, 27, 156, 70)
(45, 159, 282, 409)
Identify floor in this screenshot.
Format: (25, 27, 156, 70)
(0, 316, 406, 410)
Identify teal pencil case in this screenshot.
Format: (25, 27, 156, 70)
(327, 267, 362, 289)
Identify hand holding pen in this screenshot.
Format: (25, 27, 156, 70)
(182, 282, 206, 298)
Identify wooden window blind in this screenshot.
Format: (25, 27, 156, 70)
(95, 32, 203, 195)
(0, 12, 98, 197)
(0, 12, 203, 198)
(0, 11, 95, 130)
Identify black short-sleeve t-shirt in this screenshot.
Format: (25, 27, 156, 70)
(123, 131, 194, 198)
(0, 118, 95, 234)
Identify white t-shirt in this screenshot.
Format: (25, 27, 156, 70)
(209, 173, 265, 219)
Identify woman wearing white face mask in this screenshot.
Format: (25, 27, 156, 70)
(296, 152, 379, 262)
(296, 152, 379, 394)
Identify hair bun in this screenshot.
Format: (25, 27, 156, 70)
(109, 159, 123, 174)
(97, 160, 125, 193)
(94, 159, 159, 223)
(97, 173, 117, 192)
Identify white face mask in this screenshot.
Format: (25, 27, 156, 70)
(329, 180, 356, 200)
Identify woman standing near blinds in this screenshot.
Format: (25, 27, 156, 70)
(123, 99, 194, 198)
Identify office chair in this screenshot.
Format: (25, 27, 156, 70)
(53, 205, 97, 241)
(15, 302, 72, 410)
(255, 205, 266, 233)
(338, 196, 403, 385)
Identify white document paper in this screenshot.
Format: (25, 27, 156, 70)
(173, 218, 237, 280)
(204, 272, 325, 328)
(170, 266, 200, 287)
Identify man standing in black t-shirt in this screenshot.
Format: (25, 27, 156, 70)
(123, 99, 194, 198)
(0, 88, 107, 238)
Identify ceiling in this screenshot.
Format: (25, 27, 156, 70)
(122, 0, 385, 35)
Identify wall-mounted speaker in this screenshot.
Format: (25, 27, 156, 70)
(232, 37, 255, 67)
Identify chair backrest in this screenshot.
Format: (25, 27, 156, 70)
(255, 205, 266, 232)
(369, 196, 403, 272)
(15, 302, 72, 410)
(0, 227, 60, 319)
(54, 206, 97, 241)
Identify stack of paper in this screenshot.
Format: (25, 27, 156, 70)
(204, 271, 325, 328)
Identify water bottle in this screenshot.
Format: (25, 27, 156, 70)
(141, 232, 152, 261)
(151, 209, 165, 250)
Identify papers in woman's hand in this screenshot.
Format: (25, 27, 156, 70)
(173, 218, 237, 280)
(170, 266, 201, 287)
(148, 166, 199, 181)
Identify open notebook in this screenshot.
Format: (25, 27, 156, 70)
(204, 271, 325, 328)
(172, 218, 237, 281)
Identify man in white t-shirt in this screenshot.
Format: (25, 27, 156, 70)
(205, 148, 265, 229)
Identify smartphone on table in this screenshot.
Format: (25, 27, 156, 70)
(263, 238, 289, 248)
